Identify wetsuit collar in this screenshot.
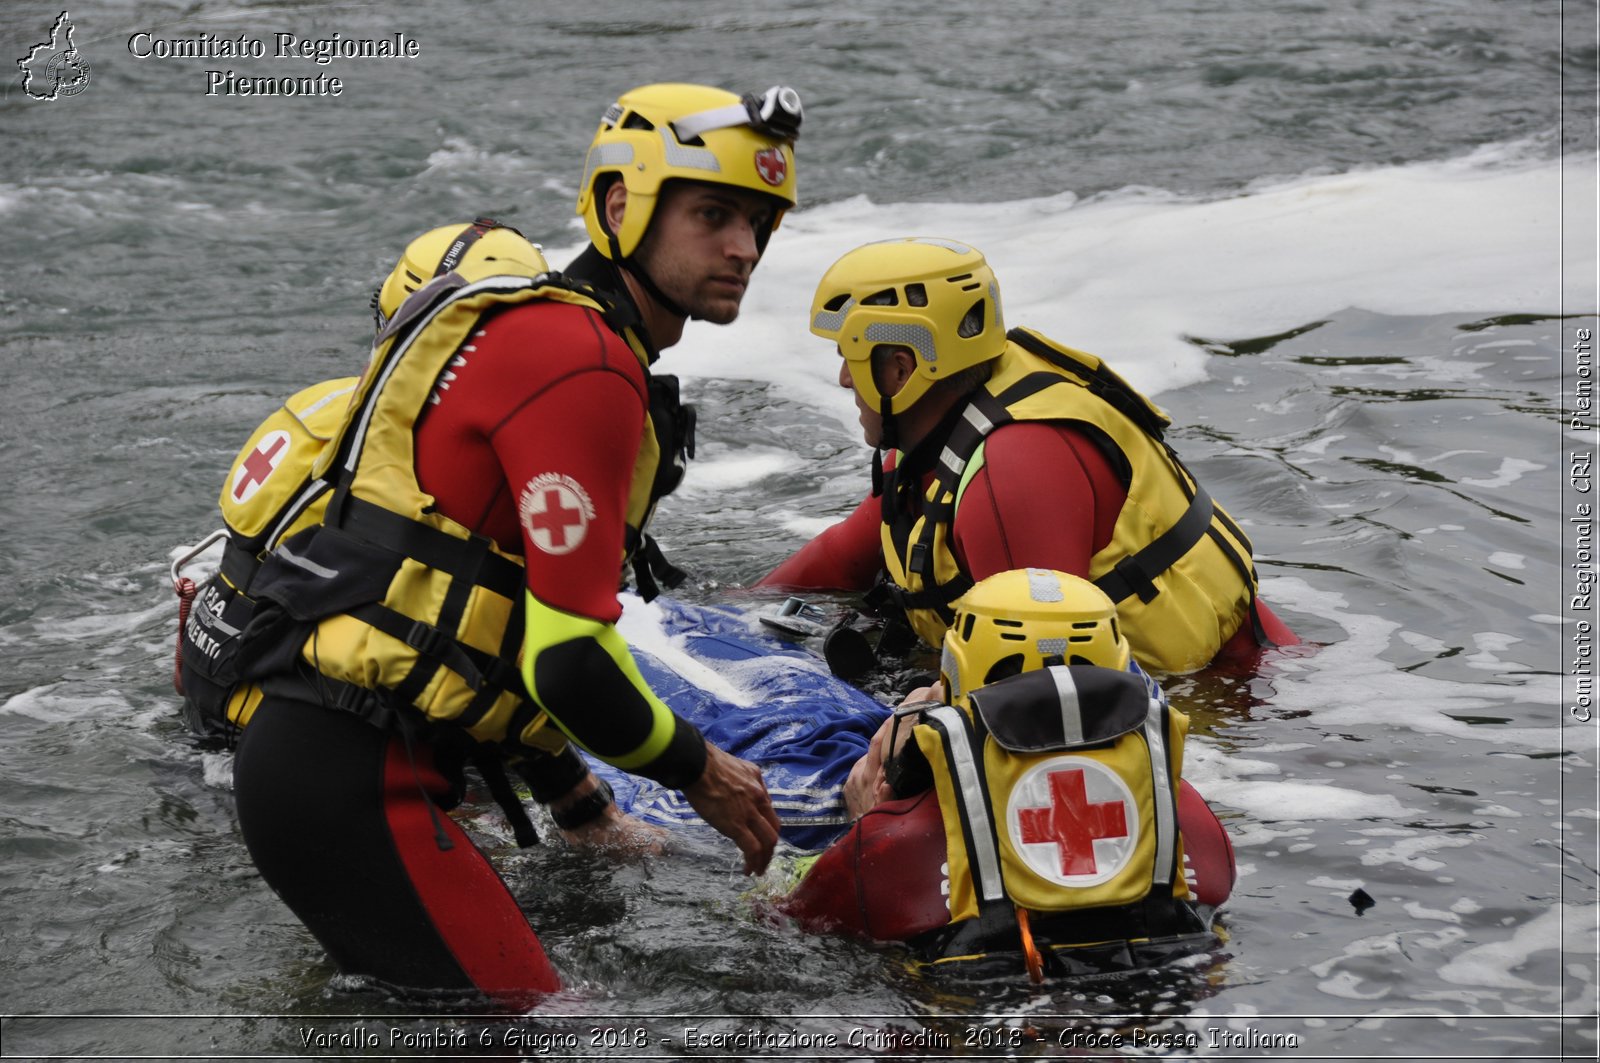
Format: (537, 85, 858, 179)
(894, 388, 987, 482)
(564, 244, 661, 364)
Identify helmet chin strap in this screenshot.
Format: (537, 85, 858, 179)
(620, 251, 694, 322)
(872, 395, 898, 499)
(602, 212, 695, 322)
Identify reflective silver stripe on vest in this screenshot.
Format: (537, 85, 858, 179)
(1048, 665, 1085, 747)
(927, 705, 1004, 903)
(276, 543, 339, 580)
(1144, 698, 1176, 886)
(962, 402, 994, 436)
(939, 445, 966, 480)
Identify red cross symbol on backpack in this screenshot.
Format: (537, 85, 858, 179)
(1007, 756, 1139, 887)
(230, 430, 292, 504)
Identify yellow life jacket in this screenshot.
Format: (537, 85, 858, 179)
(878, 328, 1260, 673)
(177, 262, 690, 748)
(910, 664, 1208, 971)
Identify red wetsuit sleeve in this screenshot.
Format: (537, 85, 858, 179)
(415, 302, 705, 783)
(756, 488, 883, 591)
(950, 421, 1125, 580)
(417, 301, 644, 619)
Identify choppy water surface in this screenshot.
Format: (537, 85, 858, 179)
(2, 0, 1596, 1058)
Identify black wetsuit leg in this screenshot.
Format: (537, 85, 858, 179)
(232, 694, 560, 1004)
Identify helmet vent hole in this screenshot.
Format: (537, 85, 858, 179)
(984, 655, 1026, 685)
(994, 618, 1023, 628)
(961, 613, 977, 641)
(958, 300, 986, 338)
(947, 273, 973, 283)
(822, 294, 851, 312)
(622, 112, 655, 131)
(1069, 654, 1096, 667)
(999, 632, 1026, 642)
(862, 287, 899, 307)
(1071, 621, 1098, 629)
(905, 283, 928, 307)
(1068, 634, 1093, 643)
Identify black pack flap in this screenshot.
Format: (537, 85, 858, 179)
(970, 665, 1150, 753)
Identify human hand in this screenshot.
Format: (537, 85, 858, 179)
(682, 741, 780, 875)
(557, 804, 669, 857)
(899, 680, 945, 707)
(843, 716, 896, 819)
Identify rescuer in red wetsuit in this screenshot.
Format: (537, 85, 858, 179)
(779, 569, 1238, 977)
(226, 84, 806, 1007)
(759, 238, 1297, 676)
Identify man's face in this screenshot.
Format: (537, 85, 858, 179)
(839, 356, 885, 448)
(632, 181, 774, 324)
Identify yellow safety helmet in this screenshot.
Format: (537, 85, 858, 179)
(940, 568, 1131, 707)
(810, 237, 1007, 415)
(576, 83, 801, 261)
(374, 219, 546, 331)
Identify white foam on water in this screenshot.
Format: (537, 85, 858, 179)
(543, 147, 1592, 431)
(201, 752, 235, 791)
(1461, 458, 1545, 490)
(420, 137, 538, 177)
(1436, 903, 1599, 997)
(1256, 576, 1578, 751)
(769, 509, 847, 539)
(1184, 739, 1417, 824)
(1, 684, 133, 723)
(671, 447, 794, 496)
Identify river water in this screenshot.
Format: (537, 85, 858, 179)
(2, 1, 1597, 1059)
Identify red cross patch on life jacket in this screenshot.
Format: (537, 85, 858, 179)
(1006, 755, 1139, 887)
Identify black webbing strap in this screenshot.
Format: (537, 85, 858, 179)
(329, 492, 524, 598)
(470, 748, 541, 848)
(1006, 328, 1170, 440)
(629, 534, 687, 603)
(1094, 485, 1216, 605)
(344, 601, 520, 704)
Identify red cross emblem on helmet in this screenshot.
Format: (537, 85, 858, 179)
(230, 430, 292, 504)
(1007, 756, 1138, 887)
(753, 147, 787, 188)
(518, 473, 596, 556)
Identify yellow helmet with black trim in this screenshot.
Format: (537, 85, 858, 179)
(375, 219, 546, 331)
(940, 568, 1130, 707)
(810, 237, 1006, 415)
(576, 83, 801, 260)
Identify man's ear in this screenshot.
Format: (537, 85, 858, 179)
(603, 180, 628, 236)
(883, 346, 918, 396)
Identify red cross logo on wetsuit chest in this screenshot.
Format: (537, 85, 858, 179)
(1008, 757, 1138, 886)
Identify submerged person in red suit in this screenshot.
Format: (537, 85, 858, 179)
(758, 237, 1297, 676)
(780, 569, 1238, 979)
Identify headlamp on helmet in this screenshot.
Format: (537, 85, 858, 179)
(809, 237, 1006, 415)
(373, 218, 545, 332)
(939, 568, 1131, 708)
(576, 83, 802, 261)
